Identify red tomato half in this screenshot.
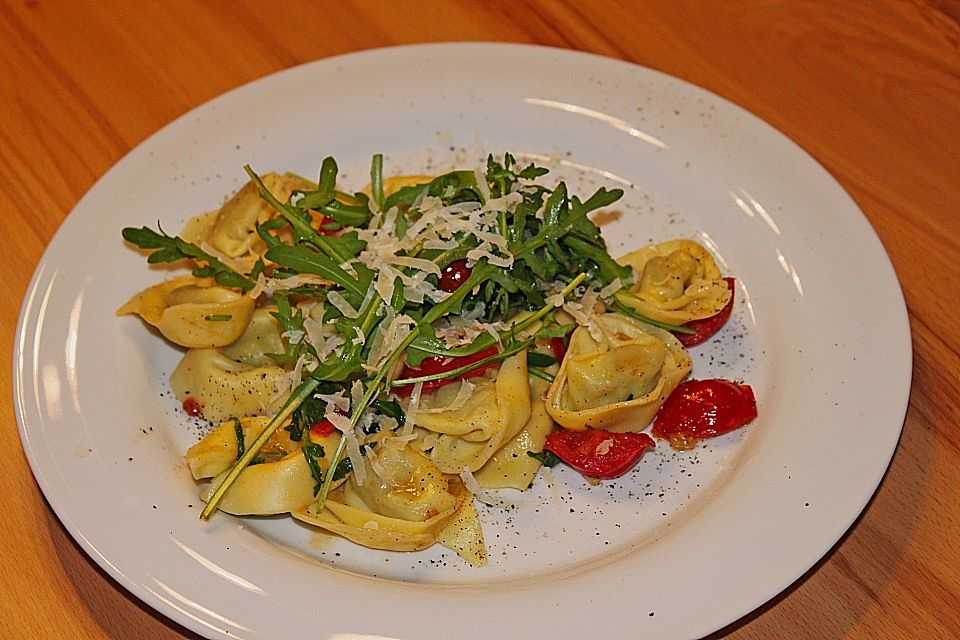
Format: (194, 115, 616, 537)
(544, 429, 656, 479)
(653, 378, 757, 450)
(394, 346, 499, 396)
(673, 277, 736, 347)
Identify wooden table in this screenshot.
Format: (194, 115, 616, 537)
(2, 1, 957, 637)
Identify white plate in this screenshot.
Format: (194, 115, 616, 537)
(14, 43, 910, 640)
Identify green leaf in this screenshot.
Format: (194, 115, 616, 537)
(612, 299, 695, 334)
(265, 245, 366, 299)
(527, 449, 561, 467)
(287, 394, 328, 442)
(232, 418, 245, 461)
(122, 226, 256, 292)
(302, 440, 327, 496)
(370, 153, 385, 211)
(527, 351, 556, 368)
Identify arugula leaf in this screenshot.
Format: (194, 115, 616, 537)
(302, 440, 326, 496)
(265, 245, 367, 299)
(268, 293, 315, 367)
(612, 299, 696, 334)
(232, 418, 245, 461)
(370, 153, 385, 211)
(527, 351, 557, 368)
(121, 226, 255, 292)
(527, 450, 561, 467)
(245, 166, 362, 264)
(287, 394, 327, 442)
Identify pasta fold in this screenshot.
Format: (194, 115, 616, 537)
(117, 275, 255, 348)
(205, 172, 311, 258)
(473, 377, 554, 490)
(415, 352, 531, 473)
(292, 445, 487, 565)
(617, 239, 731, 324)
(190, 417, 341, 516)
(546, 313, 691, 432)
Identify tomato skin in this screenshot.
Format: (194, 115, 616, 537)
(394, 346, 499, 396)
(673, 277, 736, 347)
(310, 212, 339, 236)
(309, 419, 337, 439)
(438, 259, 472, 293)
(544, 429, 655, 479)
(182, 397, 202, 417)
(653, 379, 757, 448)
(547, 336, 567, 362)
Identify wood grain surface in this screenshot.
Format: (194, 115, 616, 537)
(2, 1, 958, 638)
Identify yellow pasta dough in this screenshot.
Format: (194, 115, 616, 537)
(415, 352, 532, 473)
(617, 239, 731, 324)
(546, 313, 691, 432)
(117, 275, 255, 348)
(191, 417, 341, 515)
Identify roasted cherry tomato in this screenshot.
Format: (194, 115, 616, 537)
(438, 259, 472, 293)
(394, 346, 499, 396)
(311, 212, 339, 236)
(544, 428, 656, 479)
(182, 397, 202, 417)
(547, 336, 567, 362)
(308, 418, 337, 439)
(653, 378, 757, 450)
(672, 277, 736, 347)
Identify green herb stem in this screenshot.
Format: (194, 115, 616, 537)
(612, 295, 696, 334)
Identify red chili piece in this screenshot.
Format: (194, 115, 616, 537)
(438, 259, 472, 293)
(653, 378, 757, 450)
(672, 277, 736, 347)
(182, 397, 202, 417)
(394, 346, 499, 396)
(544, 429, 656, 479)
(547, 336, 567, 362)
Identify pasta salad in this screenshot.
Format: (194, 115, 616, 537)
(119, 154, 755, 566)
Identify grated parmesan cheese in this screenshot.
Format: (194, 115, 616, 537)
(460, 468, 519, 510)
(401, 382, 423, 436)
(599, 277, 624, 299)
(326, 290, 359, 319)
(419, 379, 475, 414)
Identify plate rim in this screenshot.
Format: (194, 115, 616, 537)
(13, 41, 912, 640)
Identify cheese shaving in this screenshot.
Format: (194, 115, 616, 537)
(599, 277, 624, 299)
(318, 390, 349, 414)
(247, 273, 331, 299)
(326, 290, 359, 319)
(344, 431, 367, 486)
(460, 468, 519, 510)
(401, 382, 423, 436)
(419, 379, 475, 414)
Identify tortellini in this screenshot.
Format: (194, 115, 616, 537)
(170, 309, 289, 423)
(414, 352, 531, 474)
(292, 444, 487, 566)
(202, 172, 311, 258)
(473, 376, 554, 490)
(546, 313, 691, 432)
(117, 275, 255, 348)
(189, 416, 341, 515)
(617, 239, 731, 324)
